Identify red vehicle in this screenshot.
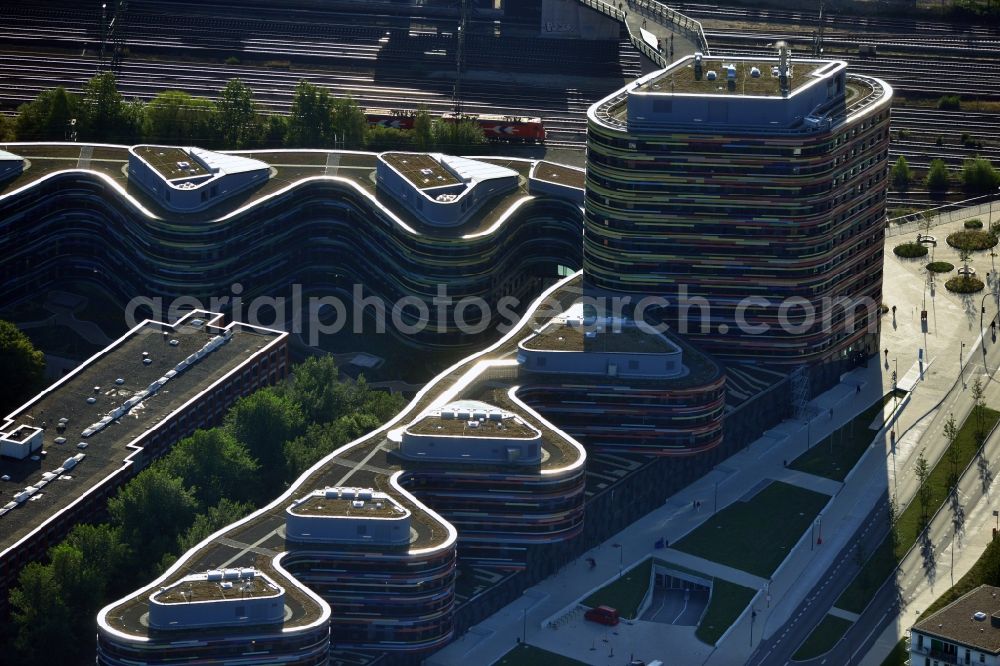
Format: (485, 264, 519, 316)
(442, 112, 546, 143)
(365, 108, 417, 131)
(584, 605, 620, 626)
(363, 109, 546, 143)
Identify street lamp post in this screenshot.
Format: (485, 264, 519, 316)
(522, 606, 527, 644)
(961, 342, 967, 389)
(613, 543, 623, 578)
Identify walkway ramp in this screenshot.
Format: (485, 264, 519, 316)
(575, 0, 708, 70)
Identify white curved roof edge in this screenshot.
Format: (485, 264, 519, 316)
(97, 271, 582, 640)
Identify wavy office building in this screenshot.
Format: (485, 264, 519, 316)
(0, 146, 583, 349)
(584, 52, 892, 388)
(94, 277, 591, 665)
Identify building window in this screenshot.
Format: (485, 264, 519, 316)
(628, 360, 639, 370)
(357, 525, 367, 535)
(536, 357, 547, 368)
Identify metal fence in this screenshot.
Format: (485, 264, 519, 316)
(884, 195, 1000, 238)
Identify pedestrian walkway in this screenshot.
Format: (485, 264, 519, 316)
(573, 0, 706, 74)
(654, 548, 768, 591)
(428, 363, 893, 666)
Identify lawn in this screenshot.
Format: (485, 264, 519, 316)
(789, 391, 905, 482)
(674, 481, 830, 578)
(695, 578, 756, 646)
(582, 559, 652, 619)
(836, 406, 1000, 614)
(791, 614, 853, 660)
(492, 644, 588, 666)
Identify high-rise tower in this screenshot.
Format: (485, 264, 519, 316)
(584, 53, 892, 387)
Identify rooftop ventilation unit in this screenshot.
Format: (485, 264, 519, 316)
(750, 66, 761, 78)
(706, 70, 717, 81)
(352, 500, 365, 509)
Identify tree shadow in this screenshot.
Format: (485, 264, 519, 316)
(961, 293, 978, 327)
(979, 453, 994, 495)
(950, 490, 966, 534)
(920, 531, 937, 584)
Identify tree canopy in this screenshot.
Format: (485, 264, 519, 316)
(0, 320, 45, 415)
(926, 158, 951, 193)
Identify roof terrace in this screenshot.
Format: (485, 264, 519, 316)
(288, 487, 408, 519)
(637, 56, 826, 97)
(381, 152, 460, 191)
(152, 569, 280, 605)
(132, 146, 209, 181)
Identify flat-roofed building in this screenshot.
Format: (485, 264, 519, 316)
(0, 311, 288, 610)
(910, 585, 1000, 666)
(584, 50, 893, 389)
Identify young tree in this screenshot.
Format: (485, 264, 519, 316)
(79, 72, 128, 141)
(944, 413, 960, 490)
(285, 80, 333, 147)
(971, 376, 988, 444)
(926, 158, 951, 193)
(143, 90, 217, 145)
(413, 106, 433, 151)
(962, 157, 1000, 193)
(0, 320, 45, 415)
(915, 449, 932, 528)
(14, 87, 79, 140)
(216, 78, 261, 149)
(891, 155, 912, 191)
(330, 97, 368, 149)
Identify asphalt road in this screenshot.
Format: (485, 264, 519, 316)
(748, 324, 1000, 665)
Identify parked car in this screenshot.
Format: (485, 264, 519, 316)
(584, 605, 620, 626)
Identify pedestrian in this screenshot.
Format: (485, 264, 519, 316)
(856, 384, 862, 394)
(829, 407, 834, 419)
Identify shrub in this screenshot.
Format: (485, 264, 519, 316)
(891, 156, 912, 191)
(937, 95, 962, 110)
(893, 242, 928, 258)
(947, 230, 998, 251)
(224, 56, 240, 65)
(965, 219, 984, 230)
(946, 276, 984, 293)
(961, 157, 1000, 193)
(926, 159, 950, 192)
(927, 261, 955, 273)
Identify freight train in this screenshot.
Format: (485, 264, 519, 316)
(365, 108, 545, 143)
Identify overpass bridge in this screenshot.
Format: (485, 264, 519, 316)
(575, 0, 709, 71)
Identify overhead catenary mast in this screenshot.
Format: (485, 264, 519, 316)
(453, 0, 468, 114)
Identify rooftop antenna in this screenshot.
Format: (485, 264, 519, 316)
(776, 40, 791, 95)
